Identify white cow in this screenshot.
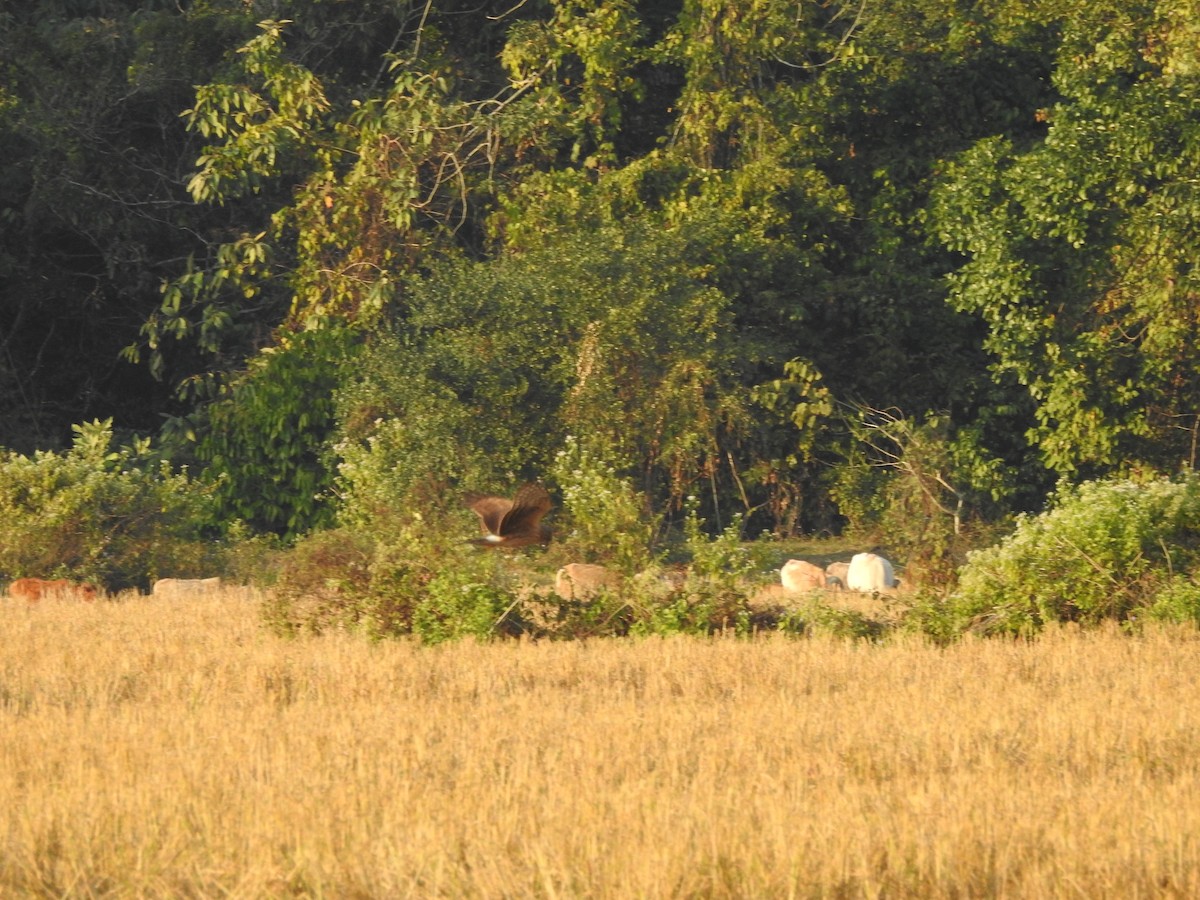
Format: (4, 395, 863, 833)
(846, 553, 897, 592)
(152, 577, 222, 599)
(780, 559, 825, 593)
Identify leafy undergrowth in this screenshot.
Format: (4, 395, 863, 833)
(259, 476, 1200, 645)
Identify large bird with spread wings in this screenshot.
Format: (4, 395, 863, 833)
(464, 483, 553, 549)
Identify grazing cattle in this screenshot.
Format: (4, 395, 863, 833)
(846, 552, 898, 592)
(152, 577, 222, 599)
(555, 563, 623, 601)
(464, 483, 553, 549)
(8, 578, 97, 603)
(780, 559, 826, 593)
(825, 561, 850, 584)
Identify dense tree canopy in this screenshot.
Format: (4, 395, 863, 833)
(934, 0, 1200, 476)
(1, 0, 1197, 543)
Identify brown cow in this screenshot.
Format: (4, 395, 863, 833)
(554, 563, 623, 601)
(825, 561, 851, 591)
(8, 578, 97, 603)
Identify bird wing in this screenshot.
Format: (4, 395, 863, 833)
(498, 484, 551, 537)
(464, 494, 513, 536)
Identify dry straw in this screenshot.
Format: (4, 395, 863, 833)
(3, 590, 1200, 897)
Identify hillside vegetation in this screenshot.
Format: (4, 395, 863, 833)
(3, 1, 1200, 627)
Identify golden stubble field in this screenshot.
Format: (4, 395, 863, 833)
(3, 591, 1200, 898)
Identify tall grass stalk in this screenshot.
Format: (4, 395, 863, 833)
(3, 592, 1200, 896)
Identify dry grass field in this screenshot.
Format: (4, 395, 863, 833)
(3, 590, 1200, 898)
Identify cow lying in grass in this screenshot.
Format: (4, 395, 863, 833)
(846, 552, 899, 592)
(780, 559, 826, 592)
(8, 578, 97, 603)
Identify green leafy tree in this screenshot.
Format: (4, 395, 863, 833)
(333, 216, 760, 534)
(833, 405, 1020, 584)
(932, 0, 1200, 475)
(495, 0, 1058, 533)
(133, 11, 550, 532)
(14, 0, 1174, 547)
(500, 0, 647, 166)
(190, 327, 353, 535)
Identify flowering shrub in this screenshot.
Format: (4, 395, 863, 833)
(550, 436, 655, 573)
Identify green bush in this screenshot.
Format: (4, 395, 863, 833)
(521, 584, 636, 640)
(1143, 576, 1200, 627)
(898, 590, 964, 646)
(0, 420, 220, 590)
(627, 497, 755, 636)
(631, 586, 752, 637)
(260, 528, 376, 636)
(550, 436, 656, 573)
(260, 514, 532, 643)
(950, 475, 1200, 634)
(260, 525, 443, 639)
(793, 601, 888, 642)
(414, 562, 522, 645)
(679, 496, 752, 582)
(332, 335, 493, 532)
